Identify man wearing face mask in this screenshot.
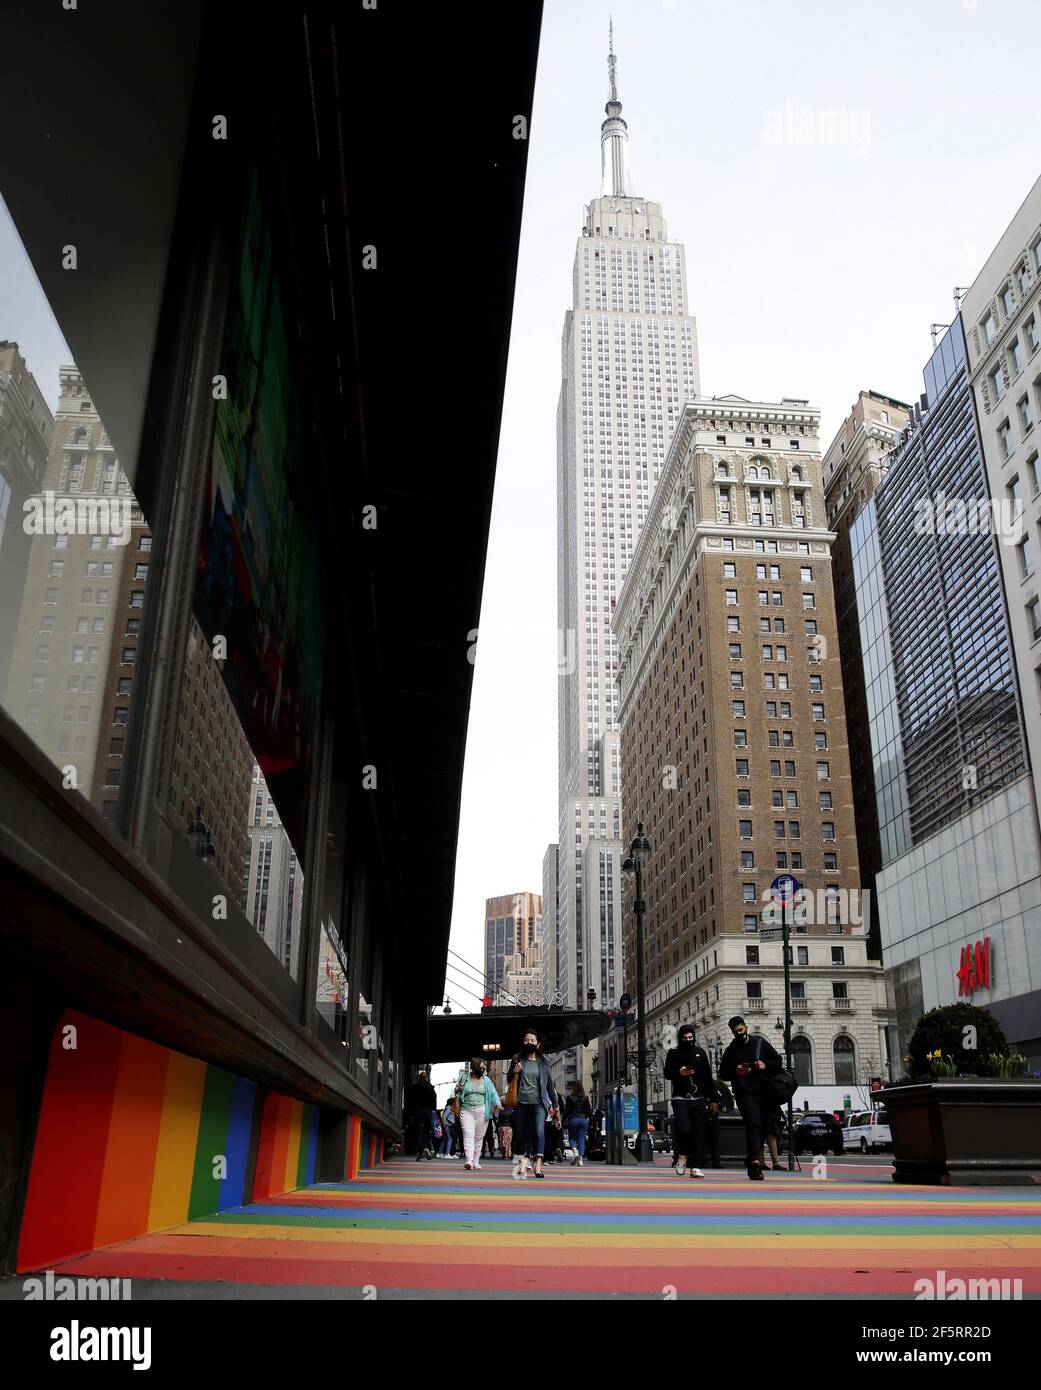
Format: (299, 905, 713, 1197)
(507, 1030, 559, 1179)
(718, 1016, 783, 1181)
(662, 1025, 720, 1180)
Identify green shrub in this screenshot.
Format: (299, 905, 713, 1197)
(906, 1003, 1010, 1078)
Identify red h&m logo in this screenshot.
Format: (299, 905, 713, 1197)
(957, 937, 991, 996)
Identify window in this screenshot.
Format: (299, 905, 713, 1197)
(773, 819, 785, 838)
(125, 618, 141, 636)
(818, 791, 832, 810)
(742, 882, 757, 902)
(746, 946, 759, 966)
(726, 589, 738, 606)
(772, 591, 783, 606)
(814, 731, 828, 749)
(821, 821, 836, 840)
(780, 702, 791, 719)
(724, 562, 736, 578)
(1001, 283, 1014, 318)
(766, 701, 777, 719)
(982, 311, 996, 344)
(129, 591, 144, 609)
(775, 852, 787, 868)
(788, 820, 800, 838)
(759, 617, 771, 632)
(1021, 395, 1035, 434)
(762, 644, 773, 660)
(823, 851, 838, 871)
(1018, 534, 1034, 580)
(1010, 339, 1024, 376)
(1027, 316, 1040, 354)
(990, 366, 1006, 403)
(734, 729, 748, 746)
(121, 647, 136, 665)
(831, 947, 845, 965)
(729, 643, 742, 660)
(784, 760, 796, 776)
(797, 947, 809, 967)
(764, 673, 775, 690)
(802, 592, 815, 609)
(756, 563, 767, 580)
(730, 671, 744, 689)
(732, 699, 745, 717)
(800, 566, 812, 582)
(114, 708, 129, 726)
(1027, 454, 1040, 495)
(746, 981, 762, 999)
(117, 678, 132, 696)
(140, 536, 152, 552)
(1000, 420, 1014, 459)
(134, 563, 149, 580)
(816, 761, 830, 780)
(770, 760, 781, 777)
(110, 737, 125, 756)
(727, 615, 740, 632)
(105, 768, 121, 787)
(48, 560, 64, 577)
(757, 591, 768, 606)
(1029, 596, 1041, 641)
(737, 788, 751, 807)
(740, 851, 755, 869)
(812, 703, 825, 721)
(736, 759, 749, 778)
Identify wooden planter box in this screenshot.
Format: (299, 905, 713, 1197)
(880, 1078, 1041, 1186)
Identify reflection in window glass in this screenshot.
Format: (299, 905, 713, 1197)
(315, 918, 349, 1044)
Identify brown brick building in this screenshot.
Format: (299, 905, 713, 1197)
(613, 396, 892, 1092)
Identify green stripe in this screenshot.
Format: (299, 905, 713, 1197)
(187, 1066, 236, 1221)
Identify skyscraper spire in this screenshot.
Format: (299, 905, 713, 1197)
(600, 17, 634, 197)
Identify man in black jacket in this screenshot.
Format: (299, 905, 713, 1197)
(405, 1071, 438, 1160)
(718, 1016, 783, 1180)
(662, 1025, 721, 1180)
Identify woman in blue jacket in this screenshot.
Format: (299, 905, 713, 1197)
(507, 1029, 560, 1179)
(455, 1058, 501, 1170)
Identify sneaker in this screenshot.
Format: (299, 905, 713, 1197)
(748, 1162, 765, 1182)
(674, 1159, 687, 1177)
(473, 1162, 482, 1171)
(577, 1157, 584, 1167)
(464, 1161, 473, 1170)
(690, 1168, 706, 1180)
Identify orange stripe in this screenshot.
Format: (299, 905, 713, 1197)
(93, 1033, 170, 1248)
(148, 1052, 206, 1232)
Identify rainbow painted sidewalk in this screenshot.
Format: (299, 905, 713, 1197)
(28, 1157, 1041, 1298)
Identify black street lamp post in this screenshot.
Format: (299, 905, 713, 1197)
(622, 821, 654, 1164)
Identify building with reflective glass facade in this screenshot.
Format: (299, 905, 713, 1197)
(850, 320, 1041, 1063)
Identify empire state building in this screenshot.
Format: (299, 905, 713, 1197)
(549, 27, 700, 1070)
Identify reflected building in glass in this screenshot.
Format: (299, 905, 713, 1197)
(845, 321, 1041, 1064)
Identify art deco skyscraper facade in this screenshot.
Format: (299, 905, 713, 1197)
(554, 33, 700, 1036)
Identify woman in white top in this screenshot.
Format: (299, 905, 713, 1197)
(455, 1058, 501, 1170)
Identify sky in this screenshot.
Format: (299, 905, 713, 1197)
(440, 0, 1041, 1017)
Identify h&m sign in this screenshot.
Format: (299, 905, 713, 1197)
(956, 937, 991, 997)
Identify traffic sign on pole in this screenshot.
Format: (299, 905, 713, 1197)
(771, 873, 800, 904)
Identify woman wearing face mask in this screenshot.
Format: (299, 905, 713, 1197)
(455, 1058, 500, 1170)
(507, 1030, 559, 1179)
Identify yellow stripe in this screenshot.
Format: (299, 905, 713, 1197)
(174, 1223, 1041, 1251)
(148, 1053, 206, 1232)
(283, 1102, 303, 1194)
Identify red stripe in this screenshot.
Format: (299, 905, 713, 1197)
(17, 1012, 123, 1270)
(47, 1249, 1041, 1294)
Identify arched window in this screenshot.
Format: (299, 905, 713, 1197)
(790, 466, 803, 482)
(72, 427, 87, 446)
(747, 465, 759, 479)
(833, 1034, 856, 1084)
(792, 1035, 813, 1086)
(716, 461, 730, 478)
(759, 462, 771, 479)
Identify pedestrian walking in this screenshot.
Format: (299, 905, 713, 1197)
(506, 1029, 559, 1180)
(662, 1024, 720, 1180)
(455, 1058, 500, 1170)
(498, 1103, 514, 1160)
(405, 1070, 438, 1160)
(718, 1016, 783, 1181)
(563, 1080, 592, 1166)
(438, 1098, 459, 1157)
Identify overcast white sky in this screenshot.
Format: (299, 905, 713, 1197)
(440, 0, 1041, 1025)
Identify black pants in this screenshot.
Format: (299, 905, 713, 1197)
(707, 1111, 721, 1166)
(736, 1093, 777, 1167)
(671, 1098, 710, 1168)
(412, 1110, 432, 1155)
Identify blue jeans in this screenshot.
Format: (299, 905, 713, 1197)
(567, 1117, 589, 1156)
(439, 1126, 455, 1156)
(513, 1102, 546, 1159)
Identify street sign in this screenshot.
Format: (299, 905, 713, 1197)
(771, 874, 800, 904)
(619, 993, 632, 1013)
(759, 927, 783, 942)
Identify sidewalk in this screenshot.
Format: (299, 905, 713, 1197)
(6, 1156, 1040, 1299)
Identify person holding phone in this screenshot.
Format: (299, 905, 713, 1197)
(507, 1029, 560, 1179)
(663, 1024, 720, 1179)
(718, 1016, 783, 1181)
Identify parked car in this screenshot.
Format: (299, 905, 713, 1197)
(790, 1111, 844, 1156)
(843, 1108, 892, 1153)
